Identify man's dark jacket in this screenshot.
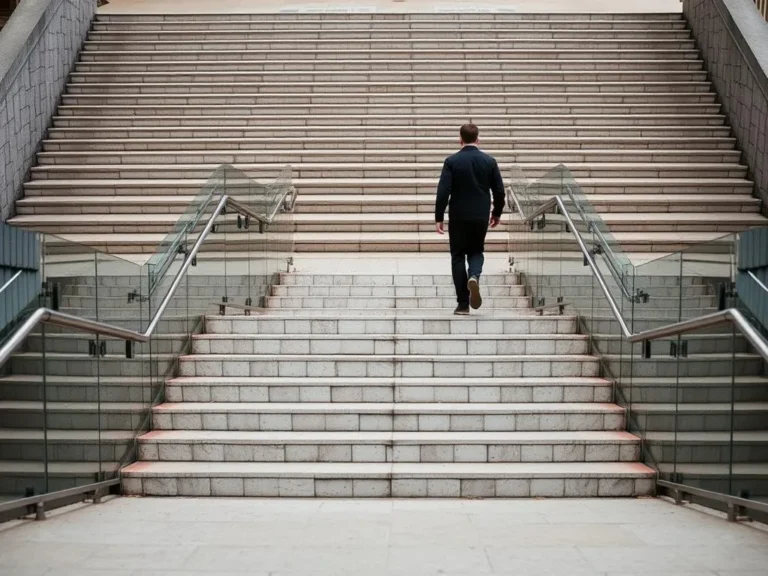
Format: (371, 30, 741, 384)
(434, 145, 505, 224)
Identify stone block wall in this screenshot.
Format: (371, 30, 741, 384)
(684, 0, 768, 213)
(0, 0, 96, 221)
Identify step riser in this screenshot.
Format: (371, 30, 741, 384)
(74, 60, 705, 73)
(23, 183, 753, 198)
(18, 221, 758, 236)
(51, 115, 728, 128)
(59, 93, 717, 106)
(122, 474, 655, 498)
(630, 387, 768, 403)
(152, 412, 625, 432)
(29, 165, 746, 180)
(85, 31, 694, 41)
(191, 338, 590, 356)
(271, 285, 527, 297)
(92, 22, 690, 32)
(178, 359, 600, 379)
(10, 357, 174, 378)
(68, 72, 709, 84)
(262, 297, 532, 310)
(204, 317, 578, 336)
(138, 441, 640, 463)
(610, 359, 765, 378)
(34, 152, 743, 166)
(41, 139, 738, 152)
(95, 13, 684, 20)
(82, 41, 698, 51)
(635, 413, 768, 432)
(80, 50, 701, 63)
(24, 336, 185, 355)
(165, 383, 613, 404)
(56, 104, 724, 116)
(0, 442, 130, 463)
(0, 383, 152, 403)
(647, 443, 768, 464)
(0, 411, 143, 431)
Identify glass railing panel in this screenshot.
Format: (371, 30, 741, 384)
(145, 165, 225, 295)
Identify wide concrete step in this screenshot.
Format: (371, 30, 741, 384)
(177, 353, 599, 379)
(59, 91, 716, 106)
(0, 374, 155, 403)
(27, 231, 742, 256)
(632, 402, 768, 432)
(91, 19, 689, 32)
(27, 162, 748, 180)
(85, 30, 692, 41)
(262, 295, 530, 310)
(137, 430, 641, 463)
(68, 70, 708, 85)
(269, 284, 527, 297)
(151, 402, 624, 432)
(0, 401, 145, 430)
(22, 177, 753, 198)
(274, 273, 519, 286)
(95, 13, 684, 21)
(33, 149, 742, 166)
(73, 58, 705, 73)
(645, 431, 768, 464)
(22, 193, 753, 217)
(190, 334, 589, 356)
(120, 461, 656, 498)
(204, 313, 578, 336)
(79, 48, 701, 63)
(0, 429, 134, 462)
(12, 211, 765, 236)
(164, 376, 613, 404)
(81, 40, 698, 52)
(55, 103, 723, 116)
(41, 136, 738, 152)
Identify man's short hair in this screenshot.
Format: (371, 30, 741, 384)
(460, 123, 479, 144)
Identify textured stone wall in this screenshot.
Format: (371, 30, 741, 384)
(0, 0, 96, 221)
(684, 0, 768, 212)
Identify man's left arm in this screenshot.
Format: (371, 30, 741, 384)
(490, 160, 505, 226)
(435, 159, 452, 233)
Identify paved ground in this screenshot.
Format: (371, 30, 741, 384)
(99, 0, 682, 14)
(0, 497, 766, 575)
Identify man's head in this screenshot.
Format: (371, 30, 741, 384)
(459, 123, 479, 147)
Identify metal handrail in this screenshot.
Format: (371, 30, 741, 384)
(746, 270, 768, 295)
(509, 187, 768, 363)
(0, 269, 23, 296)
(0, 190, 295, 369)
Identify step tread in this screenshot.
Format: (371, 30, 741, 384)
(121, 460, 656, 478)
(167, 376, 611, 386)
(153, 402, 624, 414)
(191, 334, 587, 340)
(139, 429, 640, 443)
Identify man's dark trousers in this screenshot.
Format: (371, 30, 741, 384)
(449, 219, 488, 308)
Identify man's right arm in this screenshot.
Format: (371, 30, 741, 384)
(435, 158, 452, 223)
(490, 159, 505, 219)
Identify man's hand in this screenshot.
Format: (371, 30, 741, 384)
(489, 216, 500, 228)
(436, 222, 445, 235)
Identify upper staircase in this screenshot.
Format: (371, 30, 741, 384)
(8, 11, 768, 255)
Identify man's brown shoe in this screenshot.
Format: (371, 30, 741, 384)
(468, 277, 482, 310)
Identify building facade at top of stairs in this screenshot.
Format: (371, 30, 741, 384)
(6, 10, 768, 257)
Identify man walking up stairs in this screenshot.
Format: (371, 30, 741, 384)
(435, 123, 506, 316)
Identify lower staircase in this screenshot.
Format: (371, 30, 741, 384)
(122, 269, 655, 497)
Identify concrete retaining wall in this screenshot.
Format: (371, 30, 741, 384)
(0, 0, 96, 222)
